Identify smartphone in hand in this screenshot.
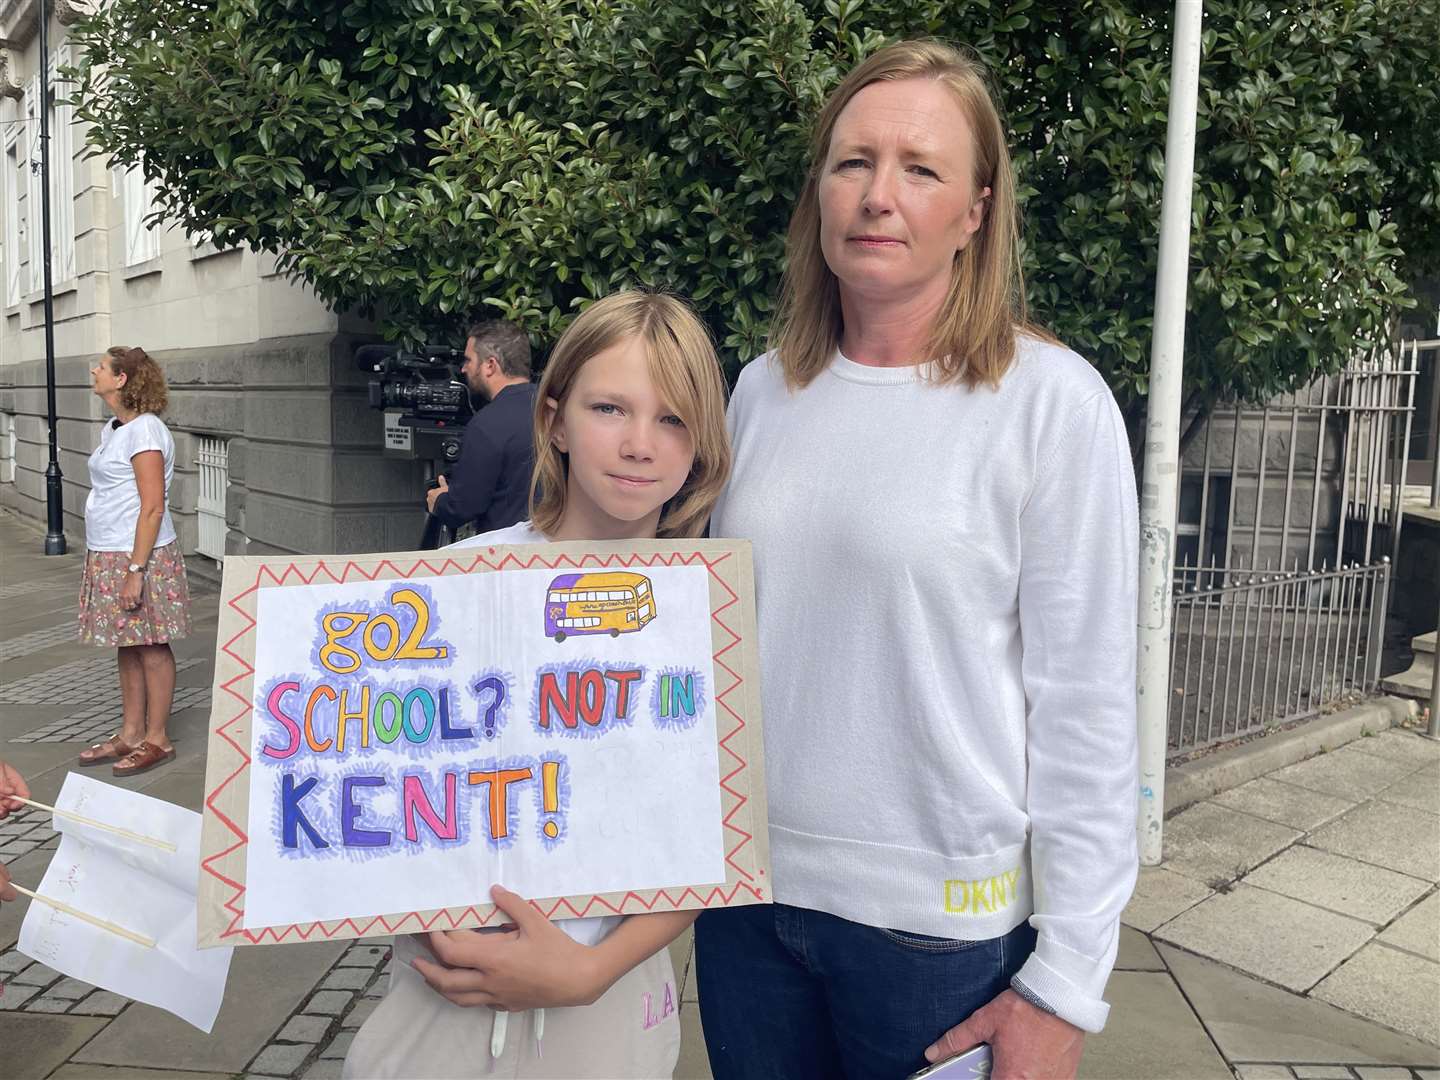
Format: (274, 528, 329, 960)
(905, 1042, 991, 1079)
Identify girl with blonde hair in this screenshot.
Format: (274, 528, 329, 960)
(345, 289, 731, 1079)
(700, 39, 1139, 1080)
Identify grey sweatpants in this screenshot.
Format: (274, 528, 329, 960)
(343, 934, 680, 1080)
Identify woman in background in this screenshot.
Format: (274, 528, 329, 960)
(76, 346, 191, 777)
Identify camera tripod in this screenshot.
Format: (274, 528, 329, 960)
(418, 468, 459, 551)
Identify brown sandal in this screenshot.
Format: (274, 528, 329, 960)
(78, 733, 135, 767)
(112, 742, 176, 778)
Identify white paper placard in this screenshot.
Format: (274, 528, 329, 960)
(19, 774, 233, 1032)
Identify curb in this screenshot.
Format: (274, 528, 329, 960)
(1163, 695, 1421, 817)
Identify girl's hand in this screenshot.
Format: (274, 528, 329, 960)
(120, 571, 144, 610)
(411, 885, 602, 1011)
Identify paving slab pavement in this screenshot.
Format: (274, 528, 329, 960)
(71, 938, 348, 1073)
(1309, 799, 1440, 882)
(1158, 801, 1303, 884)
(0, 842, 62, 953)
(1267, 745, 1431, 802)
(1380, 892, 1440, 963)
(1376, 769, 1440, 815)
(1244, 844, 1432, 925)
(1116, 924, 1164, 970)
(674, 1007, 712, 1080)
(1211, 775, 1360, 831)
(1346, 729, 1440, 766)
(49, 1068, 233, 1080)
(1313, 943, 1440, 1046)
(1080, 970, 1232, 1079)
(5, 508, 1440, 1079)
(1122, 864, 1215, 932)
(0, 1014, 109, 1079)
(1156, 884, 1376, 992)
(1145, 719, 1440, 1057)
(1157, 944, 1440, 1068)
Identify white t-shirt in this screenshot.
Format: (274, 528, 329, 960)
(448, 521, 623, 947)
(84, 412, 178, 553)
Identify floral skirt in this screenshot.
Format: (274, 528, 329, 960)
(77, 542, 192, 648)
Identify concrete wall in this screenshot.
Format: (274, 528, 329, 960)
(0, 7, 427, 561)
(0, 336, 425, 558)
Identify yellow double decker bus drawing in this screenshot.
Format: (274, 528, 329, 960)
(544, 572, 656, 642)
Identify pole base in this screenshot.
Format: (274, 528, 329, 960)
(43, 456, 66, 555)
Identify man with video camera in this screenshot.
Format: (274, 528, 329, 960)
(425, 319, 537, 534)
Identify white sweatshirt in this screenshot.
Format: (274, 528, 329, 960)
(711, 340, 1139, 1033)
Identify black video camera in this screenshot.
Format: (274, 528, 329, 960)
(355, 343, 473, 465)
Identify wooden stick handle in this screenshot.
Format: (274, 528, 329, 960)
(10, 884, 157, 949)
(11, 796, 177, 853)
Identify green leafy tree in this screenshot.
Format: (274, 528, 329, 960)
(69, 0, 1439, 444)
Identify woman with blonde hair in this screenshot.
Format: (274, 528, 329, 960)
(344, 289, 731, 1080)
(76, 346, 191, 776)
(700, 40, 1139, 1079)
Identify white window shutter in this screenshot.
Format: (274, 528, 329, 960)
(24, 76, 39, 293)
(5, 141, 20, 306)
(51, 48, 75, 281)
(123, 162, 161, 265)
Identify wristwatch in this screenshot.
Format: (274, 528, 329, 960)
(126, 561, 145, 575)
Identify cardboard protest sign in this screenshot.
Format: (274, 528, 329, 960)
(197, 538, 768, 946)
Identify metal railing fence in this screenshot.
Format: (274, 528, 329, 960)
(1168, 560, 1390, 756)
(1166, 347, 1418, 758)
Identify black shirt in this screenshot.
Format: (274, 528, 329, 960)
(432, 382, 539, 533)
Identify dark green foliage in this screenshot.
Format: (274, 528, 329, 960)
(68, 0, 1439, 424)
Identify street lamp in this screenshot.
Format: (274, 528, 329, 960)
(36, 0, 66, 554)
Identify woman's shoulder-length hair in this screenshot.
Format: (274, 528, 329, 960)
(108, 345, 169, 415)
(770, 39, 1055, 391)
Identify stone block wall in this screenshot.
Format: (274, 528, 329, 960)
(0, 333, 427, 560)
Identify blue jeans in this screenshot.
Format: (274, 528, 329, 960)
(695, 902, 1036, 1080)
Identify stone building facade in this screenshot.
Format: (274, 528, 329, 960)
(0, 1, 425, 569)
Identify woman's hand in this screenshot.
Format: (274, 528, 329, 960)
(411, 885, 601, 1011)
(925, 989, 1085, 1080)
(120, 570, 144, 610)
